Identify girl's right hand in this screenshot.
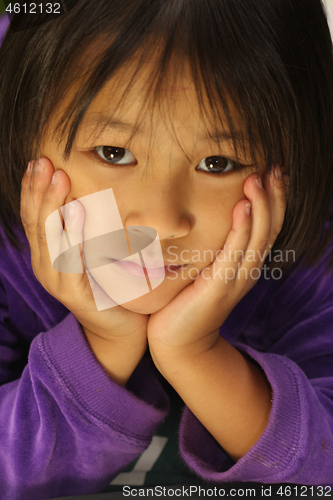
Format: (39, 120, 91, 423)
(20, 158, 148, 384)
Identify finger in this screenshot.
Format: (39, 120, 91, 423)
(264, 166, 288, 248)
(38, 168, 71, 271)
(20, 158, 54, 262)
(241, 173, 272, 270)
(40, 172, 96, 307)
(217, 199, 252, 271)
(195, 198, 252, 290)
(57, 199, 86, 276)
(20, 162, 34, 217)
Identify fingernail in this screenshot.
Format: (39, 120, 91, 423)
(245, 203, 252, 215)
(255, 176, 263, 189)
(273, 167, 282, 179)
(33, 159, 45, 173)
(51, 173, 59, 185)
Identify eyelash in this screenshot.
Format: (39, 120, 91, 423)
(91, 146, 248, 175)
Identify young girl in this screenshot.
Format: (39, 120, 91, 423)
(0, 0, 333, 498)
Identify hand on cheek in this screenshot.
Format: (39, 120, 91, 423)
(20, 158, 149, 343)
(147, 167, 288, 358)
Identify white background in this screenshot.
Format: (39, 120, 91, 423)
(325, 0, 333, 36)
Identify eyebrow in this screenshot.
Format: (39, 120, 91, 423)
(82, 116, 245, 143)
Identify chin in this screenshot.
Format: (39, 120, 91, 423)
(120, 296, 172, 314)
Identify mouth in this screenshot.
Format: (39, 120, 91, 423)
(108, 259, 188, 279)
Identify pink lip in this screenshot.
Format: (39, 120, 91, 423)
(110, 259, 188, 279)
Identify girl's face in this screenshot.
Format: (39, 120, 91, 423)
(40, 61, 260, 314)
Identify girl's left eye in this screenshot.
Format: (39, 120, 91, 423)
(94, 146, 137, 165)
(196, 156, 243, 174)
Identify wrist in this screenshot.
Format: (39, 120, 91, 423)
(151, 336, 272, 460)
(149, 329, 221, 377)
(83, 326, 148, 386)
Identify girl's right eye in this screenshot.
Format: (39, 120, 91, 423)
(95, 146, 137, 165)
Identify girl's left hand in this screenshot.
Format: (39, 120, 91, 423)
(147, 168, 288, 361)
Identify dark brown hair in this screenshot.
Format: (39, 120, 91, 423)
(0, 0, 333, 274)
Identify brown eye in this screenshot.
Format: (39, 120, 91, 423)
(196, 156, 239, 174)
(95, 146, 137, 165)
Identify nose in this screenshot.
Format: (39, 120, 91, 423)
(123, 179, 192, 242)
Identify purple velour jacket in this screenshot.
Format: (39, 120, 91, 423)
(1, 13, 333, 500)
(0, 216, 333, 500)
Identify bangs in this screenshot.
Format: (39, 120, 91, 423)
(32, 0, 290, 174)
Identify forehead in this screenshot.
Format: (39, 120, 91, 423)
(82, 61, 248, 145)
(45, 46, 252, 160)
(70, 62, 226, 151)
(72, 42, 224, 122)
(84, 58, 200, 119)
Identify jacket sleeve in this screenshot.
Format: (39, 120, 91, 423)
(0, 278, 168, 500)
(178, 253, 333, 486)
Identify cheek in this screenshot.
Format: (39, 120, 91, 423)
(63, 167, 105, 206)
(198, 176, 245, 211)
(194, 173, 245, 209)
(195, 177, 246, 250)
(39, 137, 103, 204)
(65, 174, 91, 202)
